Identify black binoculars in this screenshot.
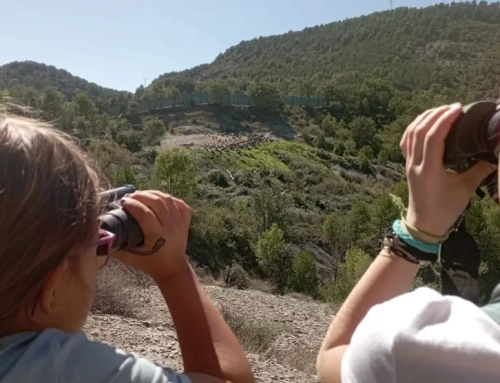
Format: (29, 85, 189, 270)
(99, 185, 144, 252)
(444, 101, 500, 201)
(444, 101, 500, 168)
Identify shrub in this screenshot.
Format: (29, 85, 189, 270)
(222, 263, 250, 289)
(220, 305, 279, 354)
(208, 169, 231, 188)
(92, 260, 150, 319)
(255, 224, 291, 293)
(289, 251, 319, 297)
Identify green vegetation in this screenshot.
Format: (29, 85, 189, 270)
(2, 1, 500, 305)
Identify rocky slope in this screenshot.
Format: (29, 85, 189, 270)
(87, 280, 336, 383)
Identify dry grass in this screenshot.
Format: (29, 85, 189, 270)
(220, 304, 318, 374)
(92, 259, 151, 319)
(248, 278, 274, 294)
(92, 258, 318, 374)
(220, 305, 280, 354)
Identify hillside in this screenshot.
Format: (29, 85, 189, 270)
(2, 1, 500, 307)
(156, 2, 500, 99)
(4, 3, 500, 379)
(0, 61, 130, 102)
(91, 261, 335, 383)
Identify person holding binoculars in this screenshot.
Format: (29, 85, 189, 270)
(0, 111, 255, 383)
(317, 103, 500, 383)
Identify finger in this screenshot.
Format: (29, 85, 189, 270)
(144, 191, 183, 222)
(400, 109, 434, 160)
(460, 161, 497, 192)
(129, 191, 170, 228)
(121, 197, 162, 238)
(410, 105, 451, 166)
(422, 103, 462, 165)
(146, 190, 192, 223)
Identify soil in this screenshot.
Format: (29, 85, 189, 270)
(85, 283, 336, 383)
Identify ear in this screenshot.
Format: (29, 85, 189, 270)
(34, 259, 70, 319)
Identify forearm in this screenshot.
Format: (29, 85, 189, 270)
(155, 262, 254, 383)
(319, 247, 418, 352)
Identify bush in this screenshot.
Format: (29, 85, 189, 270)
(333, 141, 346, 156)
(359, 145, 374, 160)
(92, 260, 151, 319)
(153, 148, 197, 199)
(143, 117, 166, 145)
(208, 169, 231, 188)
(222, 263, 250, 289)
(289, 251, 319, 297)
(220, 305, 279, 354)
(255, 224, 291, 293)
(320, 247, 372, 303)
(358, 152, 371, 173)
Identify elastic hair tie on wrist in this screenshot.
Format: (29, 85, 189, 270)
(392, 219, 441, 255)
(401, 217, 450, 242)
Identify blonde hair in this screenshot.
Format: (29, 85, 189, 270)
(0, 107, 104, 320)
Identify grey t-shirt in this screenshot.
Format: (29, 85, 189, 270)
(0, 328, 192, 383)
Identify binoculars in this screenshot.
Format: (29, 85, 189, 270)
(443, 101, 500, 201)
(99, 185, 144, 252)
(444, 101, 500, 168)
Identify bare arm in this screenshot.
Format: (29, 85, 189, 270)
(155, 263, 254, 383)
(114, 192, 254, 383)
(316, 104, 495, 383)
(316, 248, 418, 383)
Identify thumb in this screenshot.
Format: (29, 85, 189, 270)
(461, 161, 497, 191)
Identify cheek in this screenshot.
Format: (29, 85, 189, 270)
(76, 249, 99, 290)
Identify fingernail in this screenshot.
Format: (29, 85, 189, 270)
(451, 103, 462, 111)
(120, 198, 127, 205)
(124, 193, 132, 198)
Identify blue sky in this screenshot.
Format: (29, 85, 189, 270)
(1, 0, 452, 91)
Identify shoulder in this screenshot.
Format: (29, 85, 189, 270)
(4, 329, 192, 383)
(342, 288, 500, 383)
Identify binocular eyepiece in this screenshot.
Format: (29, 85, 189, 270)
(444, 101, 500, 168)
(99, 185, 145, 251)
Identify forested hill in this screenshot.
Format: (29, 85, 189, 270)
(0, 61, 130, 102)
(156, 1, 500, 100)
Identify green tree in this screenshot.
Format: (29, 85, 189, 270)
(321, 247, 372, 303)
(314, 133, 333, 151)
(209, 81, 231, 105)
(321, 114, 336, 137)
(252, 183, 292, 234)
(358, 151, 370, 173)
(165, 85, 181, 106)
(297, 79, 316, 97)
(73, 92, 97, 118)
(359, 145, 374, 160)
(289, 250, 319, 296)
(333, 141, 346, 156)
(143, 117, 166, 145)
(350, 116, 377, 149)
(248, 82, 281, 111)
(371, 194, 399, 238)
(40, 86, 65, 118)
(323, 213, 351, 277)
(378, 148, 390, 165)
(128, 101, 140, 115)
(151, 82, 166, 98)
(346, 201, 371, 248)
(255, 224, 290, 293)
(153, 148, 197, 200)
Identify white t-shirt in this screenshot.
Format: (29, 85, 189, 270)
(341, 287, 500, 383)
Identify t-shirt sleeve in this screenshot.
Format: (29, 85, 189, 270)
(340, 287, 457, 383)
(36, 329, 192, 383)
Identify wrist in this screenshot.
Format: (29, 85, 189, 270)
(149, 256, 192, 284)
(401, 219, 442, 244)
